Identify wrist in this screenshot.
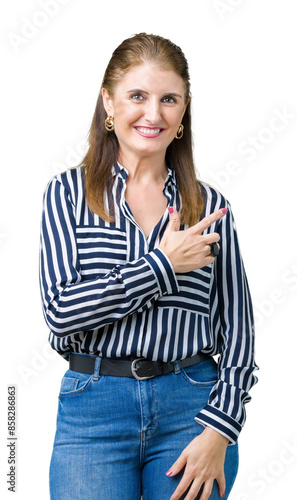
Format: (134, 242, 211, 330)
(204, 426, 229, 447)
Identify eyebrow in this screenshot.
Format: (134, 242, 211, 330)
(127, 89, 183, 99)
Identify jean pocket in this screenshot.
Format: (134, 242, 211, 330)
(59, 369, 94, 397)
(181, 359, 218, 388)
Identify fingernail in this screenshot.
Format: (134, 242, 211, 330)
(168, 207, 174, 214)
(166, 468, 174, 476)
(220, 208, 228, 214)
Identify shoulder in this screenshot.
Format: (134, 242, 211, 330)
(198, 181, 230, 216)
(43, 166, 85, 205)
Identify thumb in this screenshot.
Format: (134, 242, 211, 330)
(168, 206, 180, 232)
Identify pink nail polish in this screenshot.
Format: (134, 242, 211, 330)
(168, 207, 174, 214)
(221, 208, 228, 214)
(166, 468, 173, 476)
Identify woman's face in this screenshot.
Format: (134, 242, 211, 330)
(102, 62, 188, 164)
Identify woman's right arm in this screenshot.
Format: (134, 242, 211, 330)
(39, 177, 179, 337)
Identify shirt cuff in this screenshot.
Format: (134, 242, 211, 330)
(195, 404, 242, 445)
(143, 248, 179, 296)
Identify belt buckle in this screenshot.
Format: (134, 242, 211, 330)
(131, 357, 154, 381)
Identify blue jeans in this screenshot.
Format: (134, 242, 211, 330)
(50, 356, 239, 499)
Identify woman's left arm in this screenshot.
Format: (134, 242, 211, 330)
(167, 199, 259, 500)
(195, 201, 259, 444)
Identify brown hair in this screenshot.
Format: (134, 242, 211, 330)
(80, 33, 204, 225)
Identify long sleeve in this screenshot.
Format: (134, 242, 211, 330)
(195, 202, 258, 444)
(39, 176, 179, 337)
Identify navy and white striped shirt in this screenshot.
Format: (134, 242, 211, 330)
(39, 163, 258, 444)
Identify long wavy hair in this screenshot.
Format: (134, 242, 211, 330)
(80, 33, 204, 225)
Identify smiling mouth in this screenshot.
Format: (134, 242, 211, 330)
(134, 126, 164, 136)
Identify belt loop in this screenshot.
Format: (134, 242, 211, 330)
(93, 357, 102, 380)
(173, 361, 181, 374)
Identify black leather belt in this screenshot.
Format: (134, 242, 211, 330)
(69, 353, 210, 381)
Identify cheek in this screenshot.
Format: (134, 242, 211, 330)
(114, 102, 141, 124)
(173, 109, 185, 125)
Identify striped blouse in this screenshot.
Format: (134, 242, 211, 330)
(39, 163, 258, 444)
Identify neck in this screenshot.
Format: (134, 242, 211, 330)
(118, 150, 168, 185)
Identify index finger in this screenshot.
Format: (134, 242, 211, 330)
(193, 208, 228, 234)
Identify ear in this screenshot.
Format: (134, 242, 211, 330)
(102, 88, 114, 116)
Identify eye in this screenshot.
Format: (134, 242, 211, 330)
(161, 95, 177, 104)
(130, 93, 145, 101)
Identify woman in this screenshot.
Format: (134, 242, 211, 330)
(40, 33, 258, 500)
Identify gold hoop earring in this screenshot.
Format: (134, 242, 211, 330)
(175, 124, 184, 140)
(105, 116, 114, 131)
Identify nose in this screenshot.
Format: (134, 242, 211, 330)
(144, 98, 162, 124)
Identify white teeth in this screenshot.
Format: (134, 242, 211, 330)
(136, 127, 162, 134)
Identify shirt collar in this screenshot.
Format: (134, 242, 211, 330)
(111, 162, 129, 180)
(111, 162, 177, 188)
(165, 165, 177, 188)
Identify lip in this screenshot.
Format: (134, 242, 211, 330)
(134, 126, 165, 138)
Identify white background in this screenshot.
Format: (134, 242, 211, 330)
(1, 1, 297, 498)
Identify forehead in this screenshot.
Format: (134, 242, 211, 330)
(114, 62, 186, 95)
